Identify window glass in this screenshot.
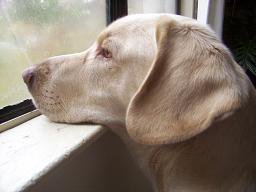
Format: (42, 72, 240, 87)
(0, 0, 106, 109)
(128, 0, 177, 14)
(128, 0, 197, 19)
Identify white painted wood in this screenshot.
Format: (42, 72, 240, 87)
(0, 116, 105, 192)
(0, 110, 41, 133)
(197, 0, 210, 24)
(180, 0, 194, 18)
(163, 0, 176, 14)
(28, 131, 153, 192)
(197, 0, 224, 38)
(207, 0, 224, 38)
(128, 0, 176, 14)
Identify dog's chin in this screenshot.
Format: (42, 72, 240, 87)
(37, 105, 89, 124)
(45, 115, 69, 123)
(38, 108, 72, 123)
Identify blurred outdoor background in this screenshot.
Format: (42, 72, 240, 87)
(0, 0, 106, 109)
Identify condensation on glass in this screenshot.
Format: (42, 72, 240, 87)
(0, 0, 106, 109)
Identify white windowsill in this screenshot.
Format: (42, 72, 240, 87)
(0, 115, 106, 192)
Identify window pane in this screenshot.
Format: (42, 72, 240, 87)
(128, 0, 177, 14)
(128, 0, 196, 19)
(0, 0, 106, 109)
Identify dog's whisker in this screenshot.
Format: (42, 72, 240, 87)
(58, 98, 68, 114)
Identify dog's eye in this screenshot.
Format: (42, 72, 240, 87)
(96, 46, 112, 59)
(101, 48, 112, 58)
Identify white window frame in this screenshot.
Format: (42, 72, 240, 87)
(197, 0, 225, 38)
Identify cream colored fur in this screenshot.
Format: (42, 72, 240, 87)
(25, 14, 256, 192)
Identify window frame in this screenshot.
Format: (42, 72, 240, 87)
(0, 0, 128, 128)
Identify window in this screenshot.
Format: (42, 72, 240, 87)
(0, 0, 106, 108)
(128, 0, 224, 38)
(128, 0, 196, 18)
(128, 0, 177, 14)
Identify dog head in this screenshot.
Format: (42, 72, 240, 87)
(23, 14, 250, 145)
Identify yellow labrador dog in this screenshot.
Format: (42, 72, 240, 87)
(23, 14, 256, 191)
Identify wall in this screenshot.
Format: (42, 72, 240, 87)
(26, 131, 153, 192)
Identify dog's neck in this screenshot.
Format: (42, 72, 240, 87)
(101, 92, 256, 192)
(105, 121, 159, 181)
(160, 96, 256, 191)
(167, 102, 256, 191)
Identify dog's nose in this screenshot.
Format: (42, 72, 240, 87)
(22, 67, 35, 87)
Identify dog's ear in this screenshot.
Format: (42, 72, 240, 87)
(126, 17, 250, 145)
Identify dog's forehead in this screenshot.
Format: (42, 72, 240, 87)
(97, 14, 192, 43)
(110, 14, 160, 33)
(97, 15, 157, 44)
